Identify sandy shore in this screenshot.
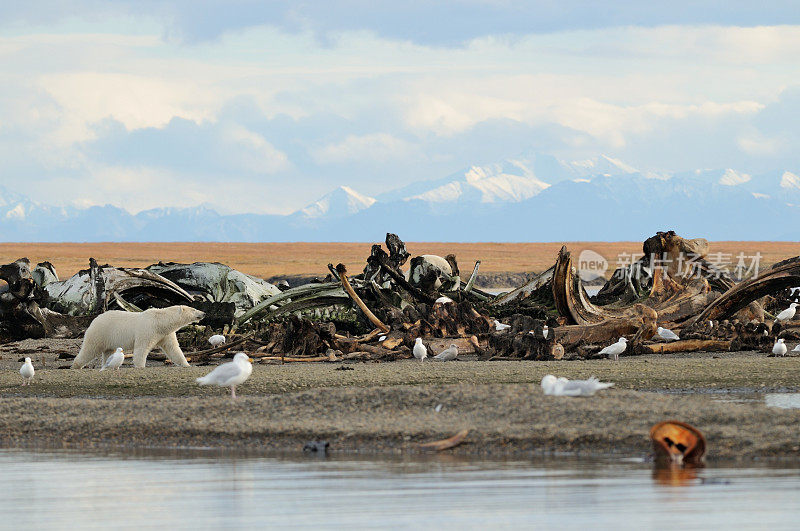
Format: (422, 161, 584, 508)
(1, 340, 798, 460)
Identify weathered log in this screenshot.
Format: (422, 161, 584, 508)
(637, 339, 731, 354)
(257, 355, 334, 363)
(419, 429, 469, 451)
(336, 264, 390, 333)
(553, 304, 657, 351)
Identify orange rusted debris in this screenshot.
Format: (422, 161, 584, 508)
(649, 420, 706, 466)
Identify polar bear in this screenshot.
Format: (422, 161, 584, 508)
(71, 305, 205, 369)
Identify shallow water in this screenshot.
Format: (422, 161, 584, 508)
(709, 392, 800, 409)
(1, 449, 799, 530)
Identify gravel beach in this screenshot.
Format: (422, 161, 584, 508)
(1, 339, 798, 460)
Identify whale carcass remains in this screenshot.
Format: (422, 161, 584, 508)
(0, 258, 282, 339)
(3, 231, 800, 363)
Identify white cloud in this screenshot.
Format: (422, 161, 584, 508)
(39, 72, 218, 144)
(1, 20, 800, 213)
(221, 125, 290, 174)
(313, 133, 413, 163)
(737, 132, 784, 156)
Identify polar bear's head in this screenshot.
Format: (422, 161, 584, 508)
(180, 305, 206, 324)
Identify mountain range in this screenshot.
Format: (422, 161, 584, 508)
(2, 152, 799, 242)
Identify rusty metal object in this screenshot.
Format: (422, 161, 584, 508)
(650, 420, 706, 465)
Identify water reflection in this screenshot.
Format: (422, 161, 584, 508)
(1, 448, 799, 529)
(765, 393, 800, 409)
(651, 465, 701, 487)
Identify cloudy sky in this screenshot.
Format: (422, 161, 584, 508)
(1, 1, 800, 214)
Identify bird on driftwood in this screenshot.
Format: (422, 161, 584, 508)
(19, 357, 34, 386)
(541, 375, 614, 397)
(196, 352, 253, 399)
(208, 334, 226, 347)
(100, 347, 124, 371)
(434, 344, 458, 361)
(657, 326, 680, 341)
(413, 338, 427, 362)
(494, 320, 511, 331)
(543, 325, 549, 339)
(599, 337, 628, 361)
(773, 338, 788, 357)
(776, 303, 798, 323)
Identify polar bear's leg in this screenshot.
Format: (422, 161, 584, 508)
(71, 341, 100, 369)
(132, 336, 160, 368)
(158, 332, 190, 367)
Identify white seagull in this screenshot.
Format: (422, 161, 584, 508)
(657, 326, 680, 342)
(434, 344, 458, 361)
(208, 334, 227, 347)
(541, 375, 614, 397)
(773, 338, 788, 357)
(792, 344, 800, 352)
(494, 320, 511, 331)
(413, 338, 427, 362)
(599, 337, 628, 361)
(19, 357, 34, 386)
(100, 347, 125, 371)
(196, 352, 254, 399)
(776, 303, 798, 323)
(543, 325, 549, 339)
(435, 296, 453, 304)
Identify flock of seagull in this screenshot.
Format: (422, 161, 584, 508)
(15, 301, 800, 399)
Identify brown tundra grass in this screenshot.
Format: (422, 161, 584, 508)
(0, 241, 796, 282)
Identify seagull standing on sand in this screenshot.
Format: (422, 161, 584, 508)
(434, 344, 458, 361)
(208, 334, 226, 347)
(494, 320, 511, 331)
(196, 352, 253, 399)
(776, 303, 798, 323)
(599, 337, 628, 361)
(541, 375, 614, 397)
(657, 327, 680, 342)
(413, 338, 427, 362)
(792, 344, 800, 352)
(773, 338, 788, 357)
(20, 357, 34, 386)
(100, 347, 124, 371)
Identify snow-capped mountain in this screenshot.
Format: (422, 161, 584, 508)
(1, 155, 799, 242)
(295, 186, 376, 219)
(376, 153, 638, 205)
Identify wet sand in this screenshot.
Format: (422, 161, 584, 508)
(1, 340, 798, 460)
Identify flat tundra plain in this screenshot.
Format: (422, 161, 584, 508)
(0, 241, 795, 282)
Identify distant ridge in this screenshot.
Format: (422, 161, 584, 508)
(1, 153, 798, 242)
